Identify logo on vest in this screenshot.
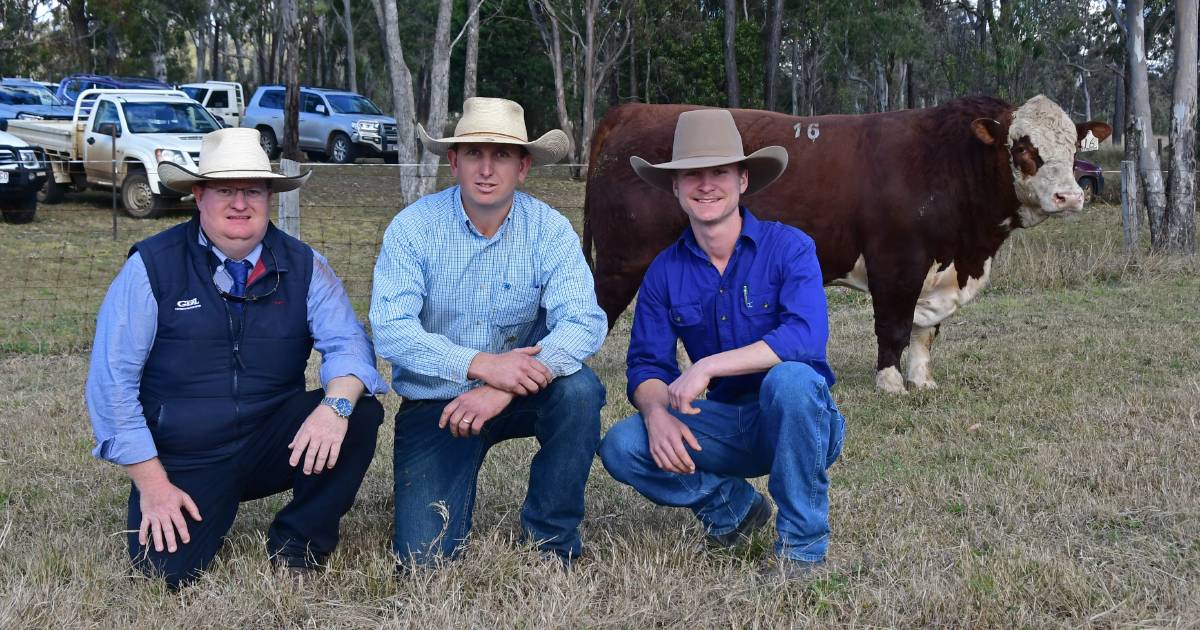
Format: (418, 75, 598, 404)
(175, 298, 201, 311)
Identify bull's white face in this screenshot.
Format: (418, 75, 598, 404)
(1007, 95, 1084, 227)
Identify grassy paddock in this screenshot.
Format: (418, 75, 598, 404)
(0, 169, 1197, 627)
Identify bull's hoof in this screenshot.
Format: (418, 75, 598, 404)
(905, 376, 939, 390)
(875, 367, 906, 394)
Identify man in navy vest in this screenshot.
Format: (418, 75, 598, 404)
(85, 128, 386, 587)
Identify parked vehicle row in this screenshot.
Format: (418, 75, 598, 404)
(0, 128, 48, 223)
(4, 89, 219, 219)
(241, 85, 398, 164)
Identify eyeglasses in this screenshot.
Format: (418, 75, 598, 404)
(210, 242, 281, 304)
(206, 185, 270, 202)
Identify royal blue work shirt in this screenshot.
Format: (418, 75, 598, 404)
(626, 209, 835, 405)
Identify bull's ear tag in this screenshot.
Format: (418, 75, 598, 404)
(1080, 130, 1099, 152)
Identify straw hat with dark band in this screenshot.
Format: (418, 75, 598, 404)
(158, 127, 311, 194)
(630, 109, 788, 196)
(418, 97, 570, 166)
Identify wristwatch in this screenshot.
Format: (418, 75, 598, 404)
(321, 396, 354, 419)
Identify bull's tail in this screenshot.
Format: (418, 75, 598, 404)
(582, 112, 618, 271)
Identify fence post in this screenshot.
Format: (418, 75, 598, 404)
(1121, 160, 1139, 256)
(278, 158, 300, 238)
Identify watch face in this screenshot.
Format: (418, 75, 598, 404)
(324, 397, 352, 417)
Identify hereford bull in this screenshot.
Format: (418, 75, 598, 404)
(582, 95, 1112, 392)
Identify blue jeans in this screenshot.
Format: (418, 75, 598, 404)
(599, 362, 845, 562)
(392, 366, 605, 566)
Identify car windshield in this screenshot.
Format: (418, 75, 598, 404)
(326, 94, 383, 115)
(181, 87, 208, 102)
(0, 87, 41, 106)
(2, 84, 60, 106)
(123, 102, 221, 133)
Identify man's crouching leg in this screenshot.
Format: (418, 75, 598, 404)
(516, 365, 605, 562)
(261, 391, 384, 568)
(758, 362, 846, 564)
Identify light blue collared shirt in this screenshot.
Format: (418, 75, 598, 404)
(370, 185, 608, 400)
(85, 235, 388, 466)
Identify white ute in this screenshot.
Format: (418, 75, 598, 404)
(4, 88, 221, 218)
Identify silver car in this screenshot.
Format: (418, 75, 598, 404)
(241, 86, 398, 164)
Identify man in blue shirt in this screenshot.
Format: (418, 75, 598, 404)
(86, 128, 387, 587)
(370, 97, 607, 568)
(598, 109, 846, 578)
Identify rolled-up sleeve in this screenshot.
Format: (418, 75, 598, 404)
(533, 215, 608, 377)
(760, 237, 830, 365)
(85, 253, 160, 466)
(369, 217, 481, 384)
(625, 260, 681, 404)
(307, 251, 388, 395)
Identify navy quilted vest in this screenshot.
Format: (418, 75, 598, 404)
(131, 215, 314, 469)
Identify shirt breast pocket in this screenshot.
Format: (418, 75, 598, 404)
(739, 290, 780, 340)
(492, 284, 541, 327)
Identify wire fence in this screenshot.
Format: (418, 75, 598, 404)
(0, 163, 586, 355)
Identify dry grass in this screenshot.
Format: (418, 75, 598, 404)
(0, 170, 1197, 627)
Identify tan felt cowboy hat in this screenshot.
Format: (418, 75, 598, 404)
(631, 109, 788, 196)
(158, 127, 311, 194)
(418, 97, 570, 166)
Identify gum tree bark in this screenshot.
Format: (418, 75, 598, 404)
(463, 0, 481, 100)
(1166, 0, 1197, 254)
(724, 0, 739, 107)
(1124, 0, 1168, 250)
(281, 0, 302, 161)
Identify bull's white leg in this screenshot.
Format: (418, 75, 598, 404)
(905, 326, 938, 389)
(875, 366, 905, 394)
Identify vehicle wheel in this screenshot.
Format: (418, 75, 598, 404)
(0, 192, 37, 224)
(258, 126, 281, 159)
(1079, 177, 1095, 204)
(328, 132, 356, 164)
(121, 170, 162, 219)
(38, 176, 65, 204)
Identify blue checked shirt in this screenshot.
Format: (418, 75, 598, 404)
(370, 186, 608, 400)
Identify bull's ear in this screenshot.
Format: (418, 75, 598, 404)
(970, 118, 1002, 145)
(1077, 121, 1113, 144)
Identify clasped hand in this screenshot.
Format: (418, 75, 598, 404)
(469, 346, 553, 395)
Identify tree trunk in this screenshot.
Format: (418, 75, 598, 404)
(342, 0, 357, 93)
(723, 0, 740, 108)
(281, 0, 302, 161)
(528, 0, 578, 165)
(1112, 62, 1125, 144)
(212, 9, 222, 81)
(1167, 0, 1197, 254)
(790, 40, 799, 115)
(762, 0, 783, 111)
(464, 0, 481, 100)
(371, 0, 424, 205)
(1125, 0, 1169, 250)
(582, 0, 600, 163)
(419, 0, 455, 198)
(628, 23, 637, 102)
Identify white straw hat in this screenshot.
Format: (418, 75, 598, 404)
(158, 127, 311, 194)
(418, 97, 570, 166)
(630, 109, 787, 196)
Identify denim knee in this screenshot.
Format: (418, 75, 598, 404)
(761, 361, 825, 405)
(598, 415, 645, 484)
(542, 366, 605, 433)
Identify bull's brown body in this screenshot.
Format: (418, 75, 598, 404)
(582, 96, 1103, 388)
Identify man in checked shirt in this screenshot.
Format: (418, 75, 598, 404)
(370, 97, 607, 569)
